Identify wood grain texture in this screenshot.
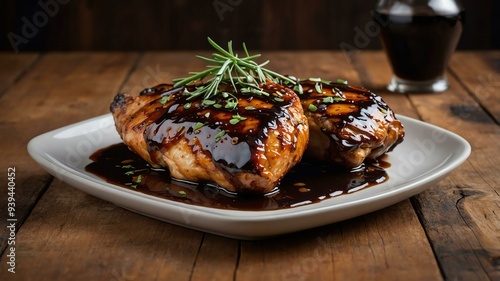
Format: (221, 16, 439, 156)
(0, 52, 138, 257)
(0, 53, 38, 96)
(0, 51, 498, 281)
(354, 51, 500, 281)
(237, 201, 441, 281)
(234, 51, 442, 281)
(0, 180, 204, 281)
(449, 51, 500, 123)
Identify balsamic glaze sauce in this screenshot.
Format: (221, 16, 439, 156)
(134, 82, 303, 183)
(299, 80, 396, 150)
(375, 10, 464, 81)
(85, 143, 390, 211)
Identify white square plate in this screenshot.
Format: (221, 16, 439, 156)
(28, 114, 470, 239)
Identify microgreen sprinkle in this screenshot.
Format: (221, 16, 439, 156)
(136, 175, 142, 183)
(193, 122, 204, 131)
(215, 130, 226, 142)
(229, 114, 247, 124)
(293, 84, 303, 95)
(202, 99, 216, 105)
(225, 99, 238, 109)
(314, 83, 323, 93)
(160, 96, 170, 104)
(323, 96, 334, 103)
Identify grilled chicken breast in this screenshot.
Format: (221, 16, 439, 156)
(293, 79, 404, 168)
(110, 82, 309, 194)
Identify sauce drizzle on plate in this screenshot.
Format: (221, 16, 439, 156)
(85, 143, 390, 211)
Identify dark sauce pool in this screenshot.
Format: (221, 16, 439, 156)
(375, 10, 464, 81)
(85, 143, 390, 211)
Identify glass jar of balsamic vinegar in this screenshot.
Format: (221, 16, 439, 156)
(375, 0, 464, 93)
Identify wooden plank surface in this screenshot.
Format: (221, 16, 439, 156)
(0, 51, 439, 281)
(449, 51, 500, 123)
(0, 51, 498, 281)
(0, 52, 139, 272)
(0, 53, 38, 96)
(354, 51, 500, 281)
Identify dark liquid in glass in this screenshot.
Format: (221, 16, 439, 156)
(375, 10, 464, 81)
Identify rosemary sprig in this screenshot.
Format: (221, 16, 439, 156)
(172, 38, 296, 107)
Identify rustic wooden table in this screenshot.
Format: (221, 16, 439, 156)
(0, 51, 498, 281)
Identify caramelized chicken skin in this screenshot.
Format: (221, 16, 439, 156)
(294, 79, 404, 168)
(110, 82, 309, 194)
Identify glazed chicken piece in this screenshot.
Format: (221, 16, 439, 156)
(110, 82, 309, 194)
(293, 79, 404, 168)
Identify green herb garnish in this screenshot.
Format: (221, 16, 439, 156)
(225, 99, 238, 109)
(202, 99, 216, 106)
(215, 130, 226, 142)
(135, 175, 142, 183)
(293, 84, 303, 95)
(172, 38, 296, 107)
(314, 83, 323, 93)
(160, 96, 170, 104)
(193, 122, 204, 131)
(321, 96, 343, 103)
(308, 104, 318, 112)
(229, 114, 247, 125)
(322, 97, 334, 103)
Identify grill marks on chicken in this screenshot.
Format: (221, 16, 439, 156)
(296, 80, 404, 168)
(110, 82, 309, 194)
(110, 78, 404, 194)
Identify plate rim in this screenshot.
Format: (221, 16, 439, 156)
(27, 114, 471, 238)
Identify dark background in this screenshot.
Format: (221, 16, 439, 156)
(1, 0, 498, 52)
